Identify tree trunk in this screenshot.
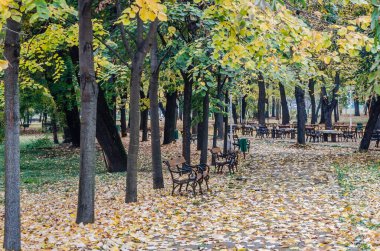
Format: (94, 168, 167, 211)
(232, 103, 238, 124)
(120, 94, 127, 137)
(279, 83, 290, 125)
(258, 74, 266, 125)
(308, 79, 317, 124)
(3, 14, 22, 251)
(319, 93, 326, 124)
(126, 19, 158, 203)
(200, 91, 210, 164)
(223, 91, 229, 154)
(216, 80, 224, 138)
(192, 109, 198, 135)
(149, 34, 164, 189)
(321, 73, 340, 129)
(76, 0, 98, 224)
(52, 112, 59, 144)
(242, 95, 247, 122)
(197, 120, 203, 151)
(276, 99, 280, 120)
(181, 70, 193, 164)
(96, 87, 127, 172)
(334, 102, 339, 122)
(271, 96, 275, 117)
(354, 98, 360, 116)
(359, 96, 380, 151)
(163, 91, 177, 144)
(140, 90, 149, 142)
(295, 85, 306, 145)
(63, 101, 81, 147)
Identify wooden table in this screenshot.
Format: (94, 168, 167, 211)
(320, 130, 342, 142)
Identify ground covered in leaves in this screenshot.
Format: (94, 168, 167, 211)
(0, 136, 380, 250)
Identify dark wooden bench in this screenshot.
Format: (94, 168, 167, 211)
(209, 147, 239, 174)
(163, 156, 210, 196)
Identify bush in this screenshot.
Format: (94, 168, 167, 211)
(25, 137, 53, 150)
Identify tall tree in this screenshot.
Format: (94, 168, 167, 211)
(76, 0, 99, 224)
(321, 72, 340, 129)
(126, 19, 158, 203)
(200, 90, 210, 164)
(163, 91, 177, 144)
(359, 96, 380, 151)
(149, 31, 164, 189)
(3, 11, 22, 251)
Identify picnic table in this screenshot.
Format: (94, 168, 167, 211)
(320, 129, 342, 142)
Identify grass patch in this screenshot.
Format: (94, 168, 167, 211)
(0, 135, 107, 191)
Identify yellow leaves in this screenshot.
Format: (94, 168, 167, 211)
(337, 27, 347, 37)
(117, 0, 167, 25)
(0, 59, 8, 70)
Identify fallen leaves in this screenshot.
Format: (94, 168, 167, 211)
(0, 137, 379, 249)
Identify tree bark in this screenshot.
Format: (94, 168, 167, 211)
(308, 79, 317, 124)
(232, 103, 238, 124)
(258, 73, 266, 125)
(126, 19, 158, 203)
(271, 96, 275, 117)
(200, 91, 210, 164)
(76, 0, 98, 224)
(52, 112, 59, 144)
(140, 90, 149, 142)
(3, 13, 22, 251)
(197, 120, 203, 151)
(354, 97, 360, 116)
(321, 73, 340, 129)
(149, 33, 164, 189)
(276, 99, 280, 120)
(181, 70, 193, 164)
(334, 102, 339, 122)
(120, 94, 127, 137)
(279, 83, 290, 125)
(319, 93, 326, 124)
(359, 96, 380, 151)
(163, 91, 177, 144)
(96, 87, 127, 172)
(223, 91, 229, 154)
(242, 95, 247, 122)
(295, 85, 306, 145)
(216, 79, 224, 138)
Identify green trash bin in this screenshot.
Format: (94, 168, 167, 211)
(174, 129, 179, 140)
(238, 138, 248, 152)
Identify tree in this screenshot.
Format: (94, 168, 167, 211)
(308, 79, 317, 124)
(76, 0, 98, 224)
(3, 11, 22, 251)
(257, 73, 266, 125)
(295, 85, 306, 144)
(149, 30, 164, 189)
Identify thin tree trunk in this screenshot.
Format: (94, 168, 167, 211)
(3, 12, 22, 251)
(271, 96, 275, 117)
(359, 96, 380, 151)
(295, 85, 306, 144)
(126, 19, 158, 203)
(52, 112, 59, 144)
(223, 91, 229, 154)
(232, 103, 238, 124)
(163, 91, 177, 144)
(140, 90, 149, 142)
(197, 120, 203, 151)
(354, 98, 360, 116)
(319, 93, 326, 124)
(279, 83, 290, 125)
(181, 70, 193, 164)
(149, 33, 164, 189)
(76, 0, 98, 224)
(258, 74, 266, 125)
(242, 95, 247, 122)
(120, 94, 127, 137)
(276, 99, 280, 120)
(200, 90, 210, 164)
(308, 79, 317, 124)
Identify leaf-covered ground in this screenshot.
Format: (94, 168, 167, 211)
(0, 137, 379, 250)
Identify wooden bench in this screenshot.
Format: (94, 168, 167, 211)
(163, 156, 210, 196)
(371, 131, 380, 147)
(209, 147, 239, 174)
